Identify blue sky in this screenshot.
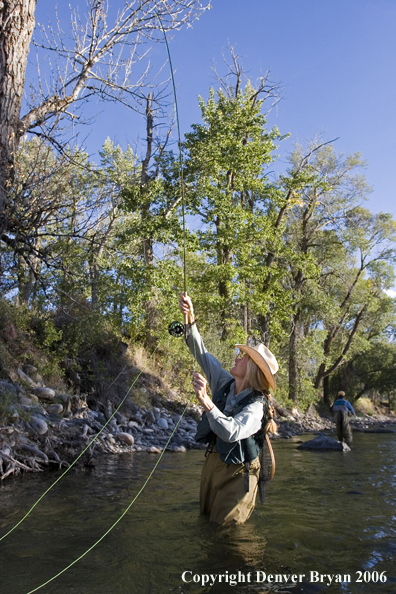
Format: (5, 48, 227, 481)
(32, 1, 396, 219)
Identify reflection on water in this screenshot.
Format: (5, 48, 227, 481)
(0, 433, 395, 594)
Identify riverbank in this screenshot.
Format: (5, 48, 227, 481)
(1, 360, 395, 481)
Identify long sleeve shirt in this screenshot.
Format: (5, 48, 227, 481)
(333, 398, 355, 416)
(186, 325, 264, 443)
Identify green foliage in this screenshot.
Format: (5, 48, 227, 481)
(2, 67, 396, 412)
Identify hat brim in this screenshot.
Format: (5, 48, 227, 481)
(236, 344, 276, 391)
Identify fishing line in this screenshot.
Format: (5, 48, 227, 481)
(23, 397, 194, 594)
(0, 329, 169, 542)
(1, 10, 195, 545)
(3, 12, 201, 593)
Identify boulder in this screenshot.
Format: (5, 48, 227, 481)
(156, 417, 168, 430)
(0, 380, 17, 395)
(30, 416, 48, 435)
(32, 387, 56, 401)
(297, 435, 350, 451)
(117, 432, 134, 446)
(47, 403, 63, 415)
(19, 395, 34, 406)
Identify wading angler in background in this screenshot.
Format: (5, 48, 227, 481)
(333, 391, 355, 445)
(179, 293, 278, 525)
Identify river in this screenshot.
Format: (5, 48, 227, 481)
(0, 432, 395, 594)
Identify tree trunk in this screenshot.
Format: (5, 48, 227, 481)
(258, 312, 271, 346)
(288, 313, 304, 401)
(140, 94, 158, 347)
(323, 375, 331, 408)
(0, 0, 36, 235)
(141, 93, 153, 267)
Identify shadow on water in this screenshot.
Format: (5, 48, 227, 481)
(0, 433, 395, 594)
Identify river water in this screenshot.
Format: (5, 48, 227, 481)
(0, 432, 395, 594)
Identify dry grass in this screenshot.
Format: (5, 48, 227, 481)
(355, 396, 375, 416)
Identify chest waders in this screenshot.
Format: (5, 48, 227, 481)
(195, 379, 270, 497)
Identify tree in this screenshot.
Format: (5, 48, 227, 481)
(282, 142, 373, 401)
(183, 74, 283, 343)
(0, 0, 209, 250)
(313, 208, 396, 404)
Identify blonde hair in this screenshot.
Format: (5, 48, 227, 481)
(246, 357, 269, 393)
(246, 357, 278, 435)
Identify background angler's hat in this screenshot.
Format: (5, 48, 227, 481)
(235, 343, 279, 391)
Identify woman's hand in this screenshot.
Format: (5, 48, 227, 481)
(179, 292, 194, 324)
(192, 373, 213, 412)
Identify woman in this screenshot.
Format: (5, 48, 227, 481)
(179, 293, 278, 525)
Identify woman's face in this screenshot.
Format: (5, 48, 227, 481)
(230, 351, 249, 379)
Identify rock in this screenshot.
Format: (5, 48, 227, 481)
(22, 364, 38, 376)
(47, 403, 63, 415)
(169, 445, 187, 453)
(143, 428, 155, 435)
(297, 435, 350, 451)
(32, 387, 56, 401)
(19, 395, 34, 406)
(147, 446, 162, 454)
(143, 410, 155, 424)
(17, 368, 37, 387)
(128, 420, 140, 429)
(0, 380, 17, 395)
(117, 432, 134, 446)
(114, 411, 126, 424)
(156, 417, 168, 430)
(30, 416, 48, 435)
(6, 405, 19, 423)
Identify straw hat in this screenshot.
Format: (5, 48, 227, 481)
(235, 343, 279, 391)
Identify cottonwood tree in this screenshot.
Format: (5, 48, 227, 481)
(0, 0, 209, 256)
(313, 208, 396, 405)
(283, 143, 373, 402)
(328, 293, 396, 404)
(183, 65, 283, 343)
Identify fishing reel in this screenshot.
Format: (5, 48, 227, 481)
(168, 321, 185, 338)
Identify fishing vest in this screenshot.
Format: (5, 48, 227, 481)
(195, 379, 268, 465)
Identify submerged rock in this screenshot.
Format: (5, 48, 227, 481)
(297, 435, 350, 451)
